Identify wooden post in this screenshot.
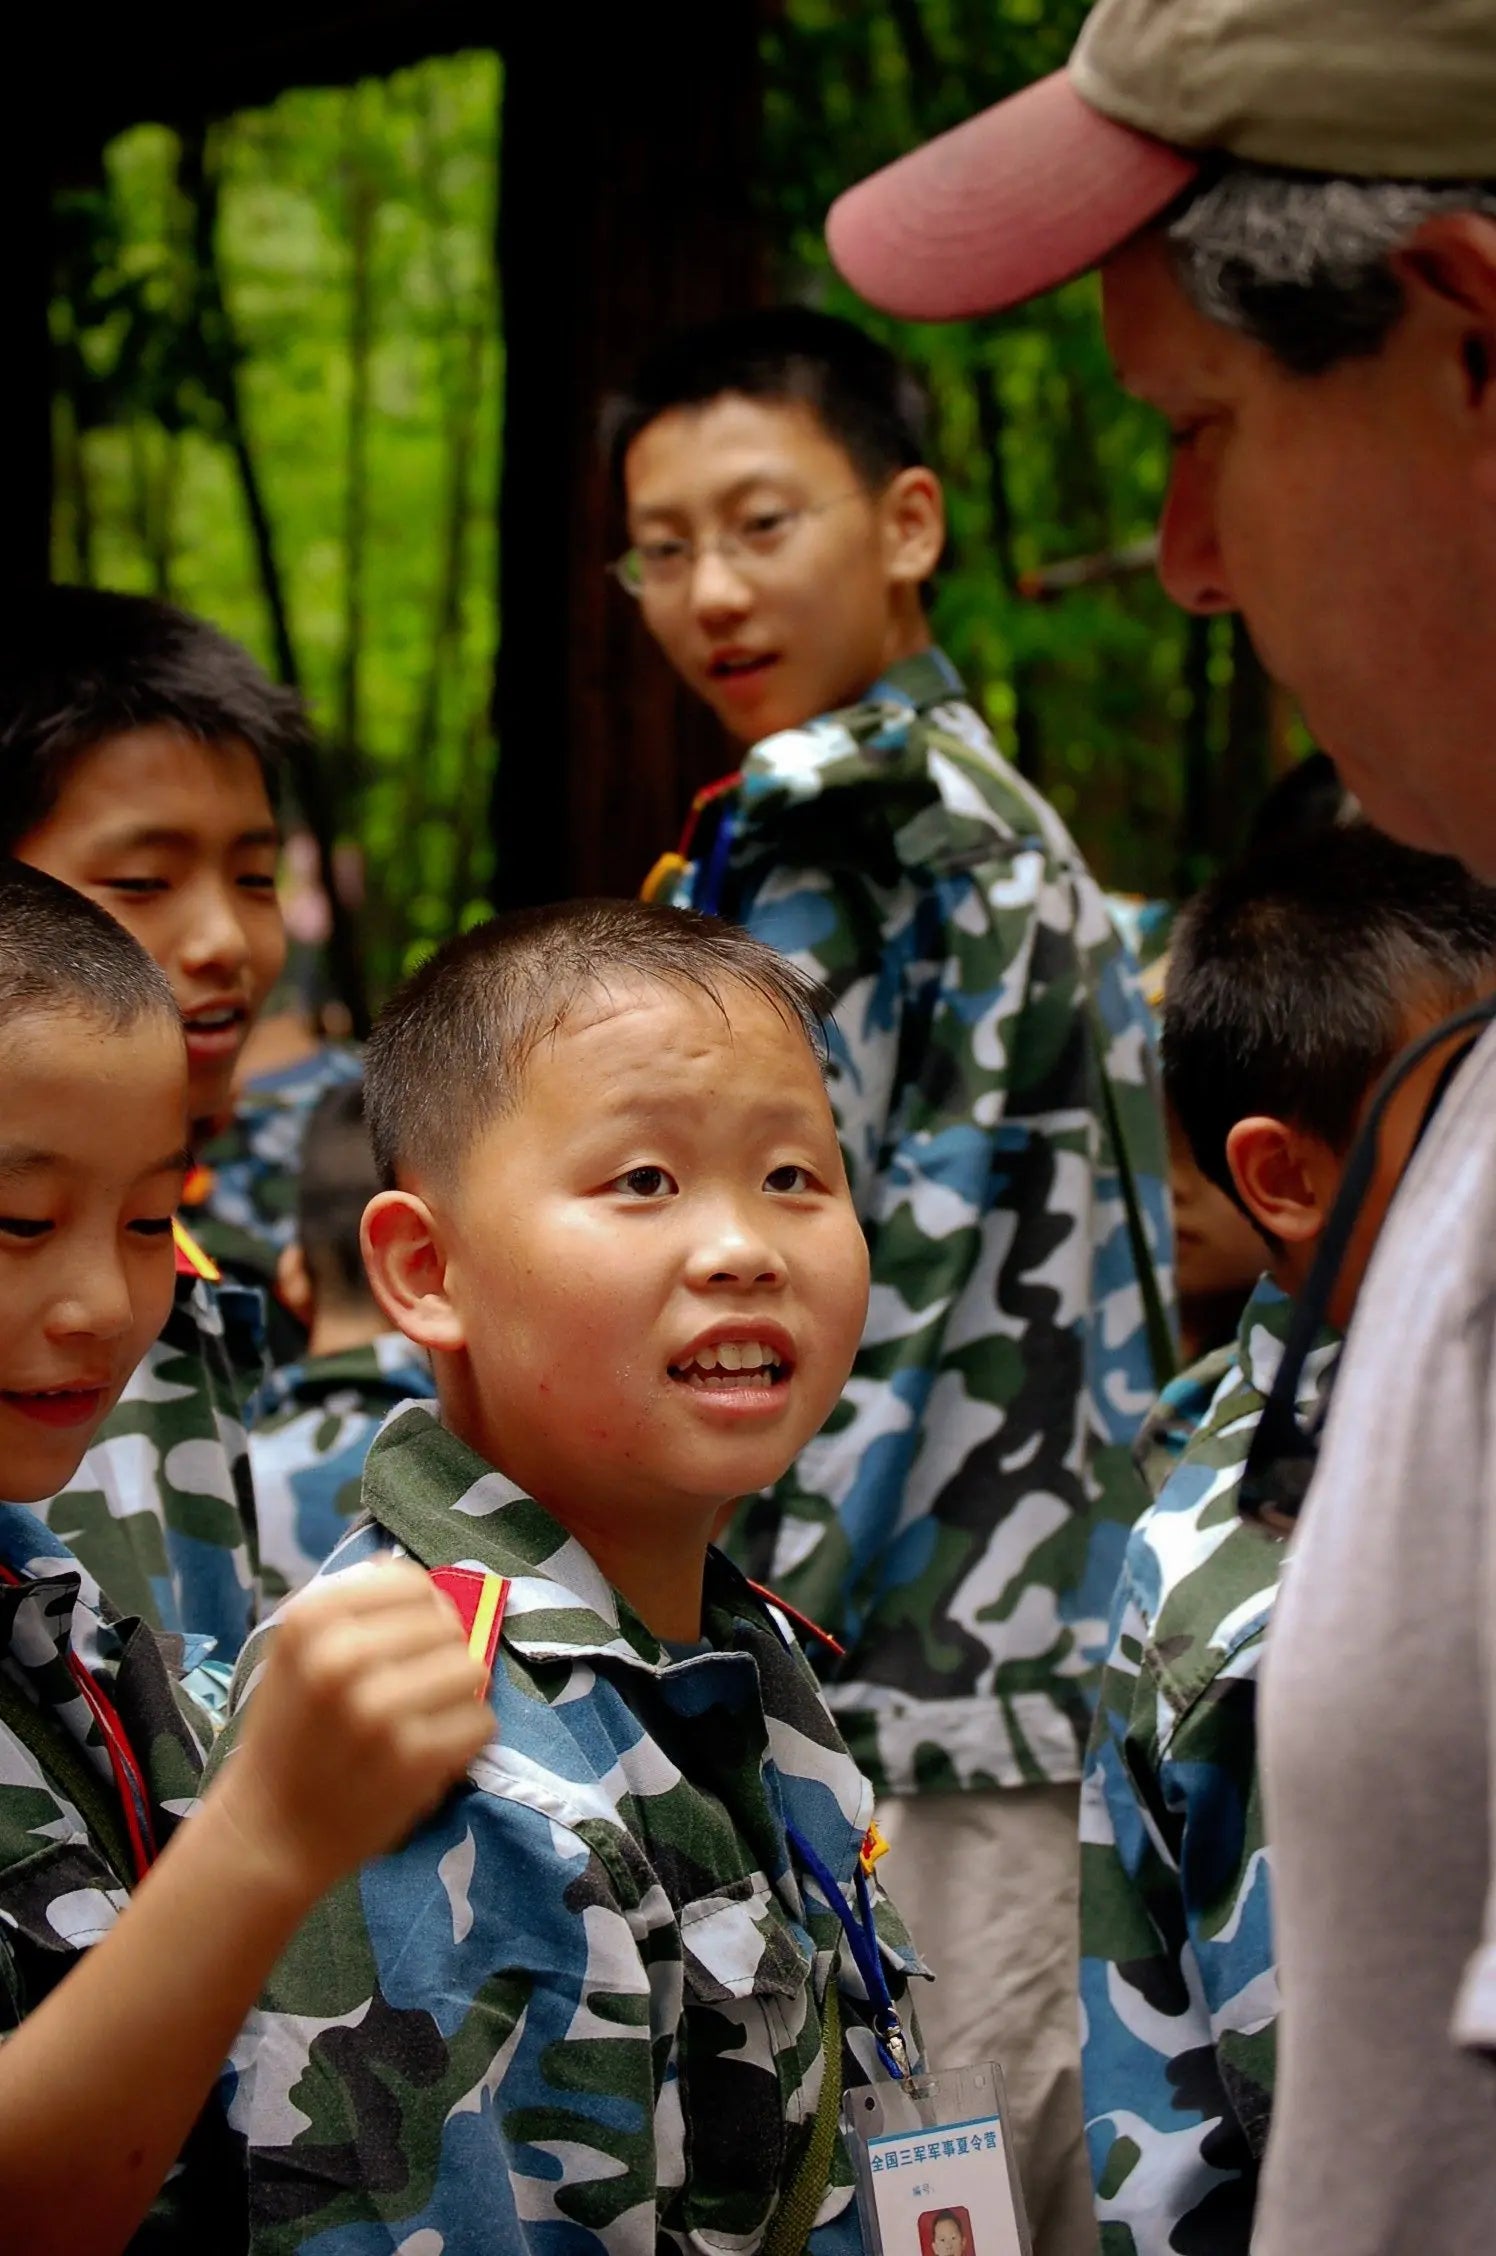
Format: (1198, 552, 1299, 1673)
(1, 107, 54, 590)
(491, 2, 766, 907)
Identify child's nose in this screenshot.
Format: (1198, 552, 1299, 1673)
(687, 1207, 784, 1289)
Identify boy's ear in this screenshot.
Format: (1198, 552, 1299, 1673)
(275, 1241, 314, 1325)
(361, 1190, 466, 1353)
(880, 466, 945, 589)
(1225, 1116, 1333, 1246)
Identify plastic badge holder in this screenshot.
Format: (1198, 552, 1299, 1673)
(842, 2060, 1032, 2256)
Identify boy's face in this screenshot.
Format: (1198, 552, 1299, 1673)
(0, 1008, 188, 1502)
(623, 394, 938, 746)
(424, 976, 869, 1532)
(17, 727, 286, 1134)
(1168, 1103, 1265, 1309)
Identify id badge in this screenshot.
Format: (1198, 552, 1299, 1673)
(842, 2062, 1032, 2256)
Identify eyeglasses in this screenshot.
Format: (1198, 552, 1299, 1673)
(608, 492, 865, 598)
(1239, 992, 1496, 1533)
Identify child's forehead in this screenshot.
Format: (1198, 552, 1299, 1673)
(624, 391, 856, 497)
(542, 970, 813, 1061)
(46, 724, 276, 831)
(0, 1006, 188, 1166)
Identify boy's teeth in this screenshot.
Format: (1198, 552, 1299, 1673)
(678, 1340, 775, 1377)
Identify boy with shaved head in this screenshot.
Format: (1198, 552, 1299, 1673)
(214, 899, 926, 2254)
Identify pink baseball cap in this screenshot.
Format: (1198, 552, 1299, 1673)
(827, 0, 1496, 321)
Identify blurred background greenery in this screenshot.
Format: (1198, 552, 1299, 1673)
(48, 5, 1302, 1008)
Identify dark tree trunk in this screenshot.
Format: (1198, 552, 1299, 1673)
(490, 1, 766, 907)
(1, 109, 54, 591)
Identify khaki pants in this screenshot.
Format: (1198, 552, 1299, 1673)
(878, 1784, 1098, 2256)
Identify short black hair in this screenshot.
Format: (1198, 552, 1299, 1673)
(604, 305, 931, 498)
(1165, 823, 1496, 1211)
(0, 585, 306, 854)
(1246, 750, 1352, 855)
(364, 898, 828, 1189)
(0, 858, 180, 1042)
(296, 1081, 380, 1308)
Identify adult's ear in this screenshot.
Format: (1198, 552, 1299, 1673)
(361, 1190, 466, 1353)
(1225, 1116, 1330, 1246)
(881, 465, 945, 589)
(1394, 212, 1496, 459)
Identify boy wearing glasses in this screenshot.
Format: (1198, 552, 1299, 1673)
(608, 307, 1170, 2256)
(1080, 824, 1496, 2255)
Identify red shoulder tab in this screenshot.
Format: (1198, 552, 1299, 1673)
(431, 1566, 508, 1690)
(747, 1580, 845, 1661)
(172, 1217, 221, 1282)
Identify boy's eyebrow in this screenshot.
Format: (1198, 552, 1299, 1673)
(0, 1145, 55, 1184)
(86, 821, 281, 854)
(631, 467, 803, 522)
(144, 1146, 194, 1181)
(0, 1144, 192, 1185)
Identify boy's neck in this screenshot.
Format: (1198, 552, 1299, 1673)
(544, 1494, 716, 1645)
(867, 603, 935, 697)
(306, 1304, 391, 1361)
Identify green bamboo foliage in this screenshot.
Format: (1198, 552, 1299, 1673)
(50, 52, 502, 1002)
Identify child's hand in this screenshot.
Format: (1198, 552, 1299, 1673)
(210, 1560, 493, 1904)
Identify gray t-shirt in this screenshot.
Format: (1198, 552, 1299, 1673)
(1256, 1022, 1496, 2255)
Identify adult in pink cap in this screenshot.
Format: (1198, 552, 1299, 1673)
(832, 8, 1496, 2256)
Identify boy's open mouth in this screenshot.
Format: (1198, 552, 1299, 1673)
(1, 1384, 108, 1429)
(668, 1338, 792, 1392)
(181, 1000, 249, 1063)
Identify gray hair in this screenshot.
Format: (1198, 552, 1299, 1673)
(1167, 164, 1496, 374)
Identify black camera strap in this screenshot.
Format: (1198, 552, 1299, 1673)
(1239, 994, 1496, 1532)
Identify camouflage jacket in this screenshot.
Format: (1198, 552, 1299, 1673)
(0, 1501, 223, 2249)
(32, 1257, 265, 1685)
(1130, 1342, 1238, 1498)
(661, 649, 1173, 1796)
(211, 1402, 927, 2254)
(1079, 1279, 1339, 2255)
(248, 1336, 436, 1602)
(189, 1044, 364, 1361)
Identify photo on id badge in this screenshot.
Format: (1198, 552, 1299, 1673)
(844, 2063, 1030, 2256)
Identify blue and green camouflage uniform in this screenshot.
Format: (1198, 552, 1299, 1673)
(1130, 1342, 1238, 1499)
(658, 648, 1173, 1797)
(0, 1499, 228, 2247)
(248, 1336, 436, 1601)
(32, 1255, 265, 1691)
(1079, 1279, 1339, 2254)
(188, 1043, 364, 1363)
(211, 1401, 927, 2253)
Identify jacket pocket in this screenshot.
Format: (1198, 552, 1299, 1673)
(0, 1836, 129, 2024)
(677, 1873, 814, 2240)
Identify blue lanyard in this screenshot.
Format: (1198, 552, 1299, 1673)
(788, 1823, 909, 2079)
(692, 802, 738, 919)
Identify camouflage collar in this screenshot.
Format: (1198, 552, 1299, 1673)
(362, 1402, 769, 1674)
(738, 645, 969, 813)
(252, 1336, 435, 1420)
(0, 1503, 119, 1784)
(1236, 1274, 1340, 1411)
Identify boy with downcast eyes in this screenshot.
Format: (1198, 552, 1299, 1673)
(212, 898, 927, 2255)
(1, 585, 300, 1674)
